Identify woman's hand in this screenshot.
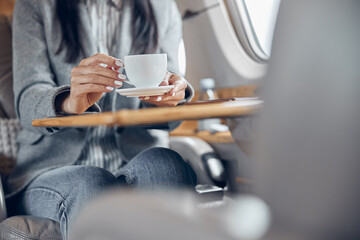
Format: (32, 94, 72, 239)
(139, 73, 187, 107)
(61, 53, 126, 114)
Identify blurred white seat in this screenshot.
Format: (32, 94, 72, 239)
(253, 0, 360, 239)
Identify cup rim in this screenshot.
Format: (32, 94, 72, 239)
(124, 53, 167, 60)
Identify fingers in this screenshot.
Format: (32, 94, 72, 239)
(159, 80, 169, 87)
(139, 95, 164, 103)
(164, 71, 171, 82)
(167, 75, 187, 97)
(72, 54, 127, 90)
(163, 90, 185, 102)
(138, 73, 188, 106)
(72, 65, 126, 83)
(168, 79, 186, 95)
(71, 83, 114, 96)
(80, 53, 124, 70)
(72, 74, 124, 88)
(139, 90, 185, 107)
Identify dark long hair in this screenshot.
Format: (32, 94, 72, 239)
(56, 0, 159, 63)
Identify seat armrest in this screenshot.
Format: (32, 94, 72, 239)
(0, 177, 7, 222)
(170, 136, 226, 187)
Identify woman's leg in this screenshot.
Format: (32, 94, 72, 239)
(117, 147, 197, 190)
(16, 166, 118, 239)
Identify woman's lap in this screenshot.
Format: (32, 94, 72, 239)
(15, 147, 196, 238)
(117, 147, 197, 189)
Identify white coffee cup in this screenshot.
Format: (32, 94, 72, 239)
(124, 54, 167, 88)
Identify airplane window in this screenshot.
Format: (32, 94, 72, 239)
(243, 0, 281, 57)
(226, 0, 281, 61)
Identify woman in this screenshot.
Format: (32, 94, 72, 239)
(8, 0, 196, 238)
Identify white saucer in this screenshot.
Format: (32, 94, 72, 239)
(115, 85, 174, 97)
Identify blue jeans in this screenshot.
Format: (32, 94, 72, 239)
(15, 148, 197, 239)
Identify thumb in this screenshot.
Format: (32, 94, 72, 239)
(159, 80, 169, 87)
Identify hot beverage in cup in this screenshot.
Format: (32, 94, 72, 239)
(124, 54, 167, 88)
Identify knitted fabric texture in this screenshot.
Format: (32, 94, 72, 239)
(0, 119, 21, 175)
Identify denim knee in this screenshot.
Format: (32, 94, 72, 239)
(67, 166, 118, 197)
(118, 147, 197, 189)
(54, 166, 118, 238)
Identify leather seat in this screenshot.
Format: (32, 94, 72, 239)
(0, 216, 62, 240)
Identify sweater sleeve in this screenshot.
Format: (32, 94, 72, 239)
(13, 0, 100, 135)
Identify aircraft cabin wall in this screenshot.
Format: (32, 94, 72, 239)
(175, 0, 268, 90)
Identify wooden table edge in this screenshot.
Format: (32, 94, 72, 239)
(32, 100, 263, 128)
